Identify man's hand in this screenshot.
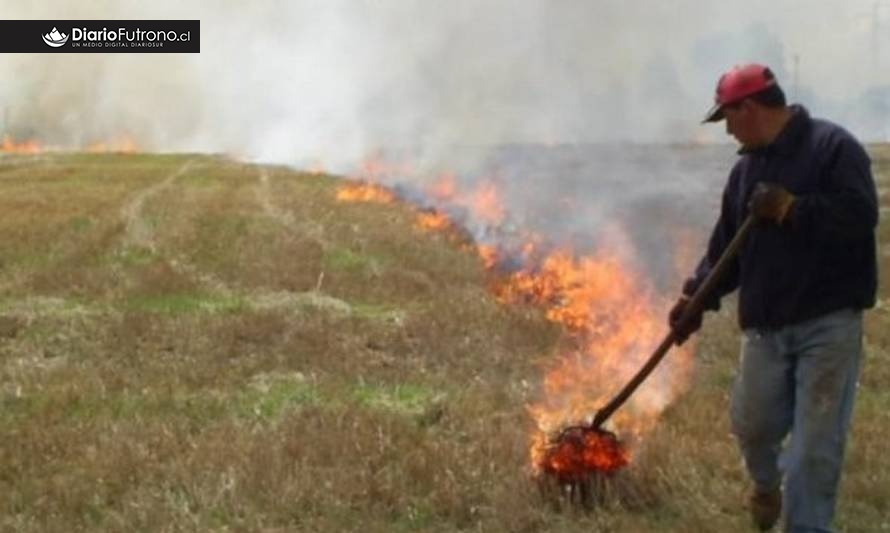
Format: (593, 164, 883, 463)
(748, 182, 795, 224)
(668, 295, 703, 345)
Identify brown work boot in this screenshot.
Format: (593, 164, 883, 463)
(749, 487, 782, 531)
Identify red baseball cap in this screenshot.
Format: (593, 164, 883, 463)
(703, 63, 778, 123)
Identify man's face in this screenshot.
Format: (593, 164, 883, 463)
(722, 100, 761, 148)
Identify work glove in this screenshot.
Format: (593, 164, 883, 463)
(748, 182, 795, 224)
(668, 295, 703, 345)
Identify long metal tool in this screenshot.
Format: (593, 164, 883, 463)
(587, 214, 756, 431)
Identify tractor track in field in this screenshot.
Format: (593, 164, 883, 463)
(255, 168, 328, 249)
(0, 157, 199, 295)
(1, 159, 343, 314)
(116, 158, 240, 297)
(120, 159, 197, 252)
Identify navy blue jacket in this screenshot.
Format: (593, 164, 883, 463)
(684, 105, 878, 330)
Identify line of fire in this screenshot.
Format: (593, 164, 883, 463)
(0, 133, 703, 507)
(335, 153, 701, 507)
(0, 134, 139, 154)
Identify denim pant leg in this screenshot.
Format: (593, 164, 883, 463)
(782, 310, 863, 533)
(731, 328, 795, 492)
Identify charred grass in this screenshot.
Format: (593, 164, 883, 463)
(0, 150, 888, 532)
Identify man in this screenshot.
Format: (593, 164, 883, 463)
(669, 63, 878, 532)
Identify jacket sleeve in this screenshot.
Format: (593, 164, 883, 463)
(789, 134, 878, 240)
(681, 172, 742, 310)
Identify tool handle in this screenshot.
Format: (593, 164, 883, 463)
(591, 214, 756, 430)
(676, 215, 755, 329)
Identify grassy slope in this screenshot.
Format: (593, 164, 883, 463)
(0, 150, 887, 532)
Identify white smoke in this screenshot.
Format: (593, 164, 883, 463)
(1, 0, 888, 169)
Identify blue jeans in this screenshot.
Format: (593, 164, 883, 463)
(730, 308, 863, 533)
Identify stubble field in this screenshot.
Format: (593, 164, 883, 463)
(0, 148, 887, 532)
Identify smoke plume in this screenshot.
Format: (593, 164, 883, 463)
(2, 0, 887, 282)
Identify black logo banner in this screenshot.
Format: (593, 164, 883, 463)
(0, 20, 200, 53)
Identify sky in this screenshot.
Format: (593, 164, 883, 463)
(1, 0, 889, 170)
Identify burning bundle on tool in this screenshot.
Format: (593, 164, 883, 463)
(487, 240, 692, 506)
(533, 424, 629, 506)
(522, 216, 755, 507)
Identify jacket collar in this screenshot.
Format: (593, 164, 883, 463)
(738, 104, 810, 156)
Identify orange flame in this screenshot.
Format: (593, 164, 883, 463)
(501, 239, 692, 476)
(416, 210, 452, 231)
(426, 173, 506, 226)
(494, 251, 642, 334)
(338, 153, 695, 480)
(477, 244, 499, 270)
(360, 151, 415, 183)
(485, 230, 693, 477)
(427, 172, 458, 200)
(86, 135, 139, 154)
(1, 135, 42, 154)
(533, 428, 630, 481)
(0, 134, 142, 154)
(335, 182, 397, 203)
(467, 180, 505, 225)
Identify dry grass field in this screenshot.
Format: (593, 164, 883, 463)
(0, 149, 887, 532)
